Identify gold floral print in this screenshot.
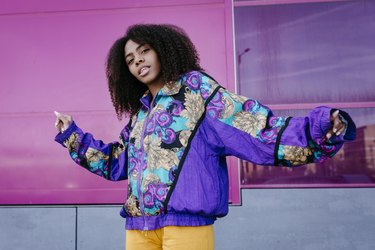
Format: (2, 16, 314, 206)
(143, 136, 179, 171)
(282, 145, 312, 165)
(233, 111, 267, 137)
(163, 81, 182, 95)
(145, 210, 161, 216)
(85, 147, 109, 163)
(130, 119, 144, 148)
(131, 113, 138, 127)
(179, 130, 192, 147)
(126, 194, 142, 216)
(180, 92, 205, 130)
(63, 132, 79, 152)
(221, 94, 235, 119)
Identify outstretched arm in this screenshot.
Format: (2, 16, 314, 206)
(54, 111, 129, 181)
(202, 83, 356, 167)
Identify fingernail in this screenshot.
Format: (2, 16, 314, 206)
(336, 131, 341, 136)
(333, 128, 337, 133)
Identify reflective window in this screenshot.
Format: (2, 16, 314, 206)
(234, 0, 375, 187)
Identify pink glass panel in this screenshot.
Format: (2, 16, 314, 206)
(0, 0, 239, 204)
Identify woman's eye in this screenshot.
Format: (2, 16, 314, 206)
(141, 48, 150, 54)
(127, 59, 134, 65)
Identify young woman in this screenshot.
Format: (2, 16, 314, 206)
(54, 24, 356, 250)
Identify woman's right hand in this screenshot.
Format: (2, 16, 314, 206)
(54, 111, 73, 133)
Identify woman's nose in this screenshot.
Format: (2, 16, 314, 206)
(135, 57, 144, 66)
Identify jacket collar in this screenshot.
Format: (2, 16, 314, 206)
(139, 79, 183, 108)
(160, 79, 183, 96)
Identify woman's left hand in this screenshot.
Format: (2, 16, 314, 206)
(326, 110, 347, 140)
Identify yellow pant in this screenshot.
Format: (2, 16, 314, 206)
(125, 225, 214, 250)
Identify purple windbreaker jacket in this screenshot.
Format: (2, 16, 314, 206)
(55, 71, 356, 231)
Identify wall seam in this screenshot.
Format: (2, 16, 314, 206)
(75, 206, 78, 250)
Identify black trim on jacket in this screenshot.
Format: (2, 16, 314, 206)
(273, 116, 292, 166)
(163, 85, 223, 213)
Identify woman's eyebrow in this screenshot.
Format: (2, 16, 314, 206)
(125, 44, 146, 58)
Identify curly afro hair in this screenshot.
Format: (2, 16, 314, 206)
(106, 24, 203, 119)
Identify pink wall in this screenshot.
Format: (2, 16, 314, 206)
(0, 0, 238, 204)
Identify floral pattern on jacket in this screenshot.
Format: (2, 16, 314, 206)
(124, 72, 219, 216)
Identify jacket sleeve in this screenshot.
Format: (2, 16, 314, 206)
(204, 87, 356, 167)
(54, 121, 130, 180)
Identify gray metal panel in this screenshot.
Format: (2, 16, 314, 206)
(0, 207, 76, 250)
(214, 188, 375, 250)
(1, 188, 374, 250)
(77, 206, 125, 250)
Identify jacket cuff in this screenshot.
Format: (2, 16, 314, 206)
(54, 121, 78, 145)
(320, 108, 356, 142)
(309, 106, 331, 141)
(337, 110, 356, 141)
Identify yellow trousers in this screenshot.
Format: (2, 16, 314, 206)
(125, 225, 214, 250)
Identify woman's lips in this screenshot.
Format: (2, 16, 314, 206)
(139, 66, 150, 76)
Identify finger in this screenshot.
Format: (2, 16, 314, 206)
(54, 111, 65, 122)
(331, 109, 340, 120)
(329, 109, 340, 124)
(326, 130, 333, 140)
(332, 116, 342, 133)
(336, 123, 346, 136)
(66, 114, 72, 123)
(54, 111, 70, 124)
(54, 120, 64, 133)
(54, 111, 66, 121)
(54, 117, 61, 127)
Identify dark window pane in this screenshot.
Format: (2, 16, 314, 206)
(235, 1, 375, 104)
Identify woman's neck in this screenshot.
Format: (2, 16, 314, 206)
(148, 82, 165, 98)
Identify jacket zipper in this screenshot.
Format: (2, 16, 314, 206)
(138, 97, 156, 231)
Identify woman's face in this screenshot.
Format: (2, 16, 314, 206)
(124, 39, 162, 88)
